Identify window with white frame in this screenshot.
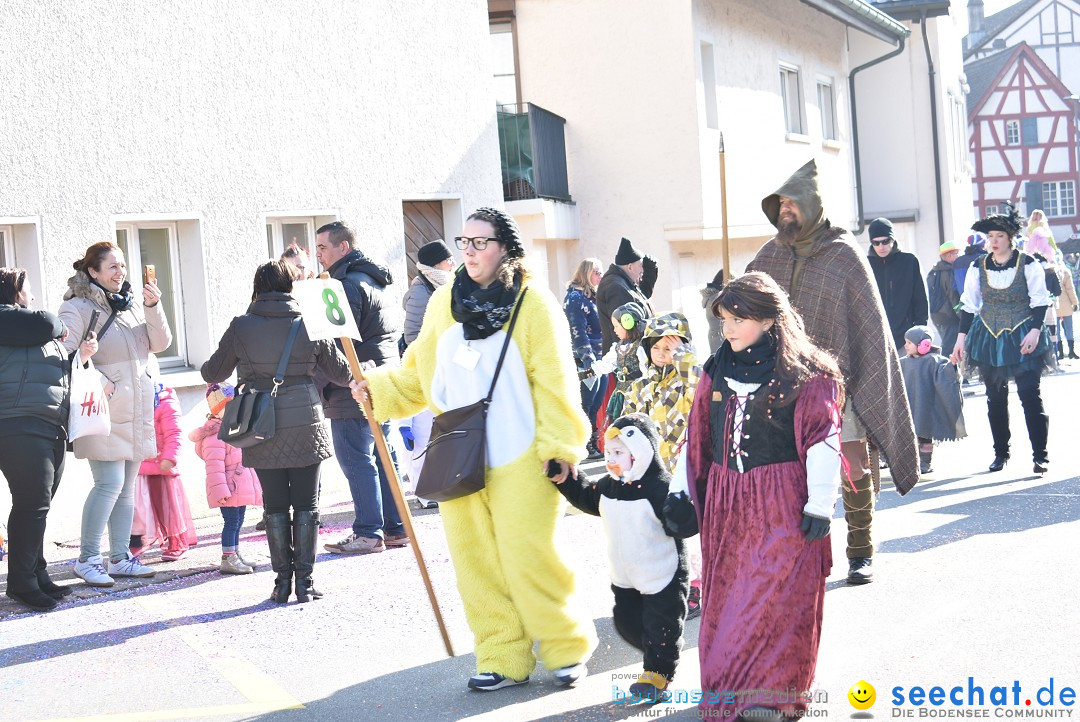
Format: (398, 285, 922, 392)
(701, 42, 719, 130)
(780, 65, 804, 134)
(817, 80, 837, 140)
(489, 22, 518, 109)
(985, 204, 1000, 216)
(1005, 120, 1020, 145)
(0, 226, 13, 267)
(115, 223, 185, 365)
(1042, 181, 1076, 217)
(266, 216, 317, 263)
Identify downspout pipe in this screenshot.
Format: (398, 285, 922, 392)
(922, 11, 947, 248)
(850, 35, 907, 236)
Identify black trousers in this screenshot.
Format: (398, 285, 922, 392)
(0, 433, 65, 594)
(985, 370, 1048, 461)
(611, 560, 689, 681)
(254, 463, 321, 514)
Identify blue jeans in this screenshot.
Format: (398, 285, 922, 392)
(220, 506, 246, 550)
(1061, 315, 1073, 342)
(330, 417, 405, 540)
(580, 374, 609, 429)
(81, 459, 140, 562)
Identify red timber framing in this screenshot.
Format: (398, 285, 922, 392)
(968, 42, 1080, 226)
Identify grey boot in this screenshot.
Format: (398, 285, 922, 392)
(264, 512, 293, 603)
(292, 510, 323, 602)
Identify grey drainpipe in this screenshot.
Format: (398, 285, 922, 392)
(922, 12, 946, 247)
(850, 35, 906, 235)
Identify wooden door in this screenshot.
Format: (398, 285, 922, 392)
(402, 201, 445, 282)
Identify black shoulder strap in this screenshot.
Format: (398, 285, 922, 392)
(272, 318, 303, 395)
(485, 288, 528, 403)
(98, 310, 119, 340)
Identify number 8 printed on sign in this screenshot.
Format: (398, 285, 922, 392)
(292, 278, 363, 342)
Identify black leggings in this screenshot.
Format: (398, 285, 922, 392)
(612, 560, 689, 681)
(0, 432, 65, 593)
(254, 463, 321, 514)
(984, 369, 1048, 460)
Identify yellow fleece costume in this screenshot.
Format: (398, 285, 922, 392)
(365, 281, 598, 680)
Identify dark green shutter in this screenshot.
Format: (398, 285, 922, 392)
(1026, 181, 1043, 214)
(1021, 117, 1038, 146)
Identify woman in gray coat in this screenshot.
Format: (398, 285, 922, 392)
(202, 260, 351, 604)
(59, 241, 172, 588)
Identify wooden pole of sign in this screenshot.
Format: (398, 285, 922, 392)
(319, 275, 455, 657)
(719, 133, 731, 285)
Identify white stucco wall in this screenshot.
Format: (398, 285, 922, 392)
(851, 10, 974, 276)
(0, 1, 502, 385)
(513, 0, 857, 345)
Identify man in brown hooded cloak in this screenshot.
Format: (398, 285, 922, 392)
(747, 158, 919, 584)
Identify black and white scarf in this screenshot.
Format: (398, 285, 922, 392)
(91, 279, 135, 313)
(712, 331, 777, 384)
(451, 270, 523, 340)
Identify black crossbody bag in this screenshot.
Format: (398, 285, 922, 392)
(218, 318, 302, 448)
(414, 289, 527, 502)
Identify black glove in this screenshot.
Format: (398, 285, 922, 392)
(662, 491, 698, 538)
(800, 513, 831, 541)
(640, 255, 659, 298)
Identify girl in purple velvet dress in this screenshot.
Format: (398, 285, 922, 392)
(684, 272, 845, 720)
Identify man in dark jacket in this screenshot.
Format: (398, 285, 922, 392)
(866, 217, 929, 351)
(953, 231, 988, 296)
(926, 240, 962, 355)
(596, 237, 655, 352)
(313, 221, 408, 555)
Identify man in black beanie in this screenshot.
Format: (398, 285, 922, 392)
(597, 237, 655, 352)
(866, 217, 929, 351)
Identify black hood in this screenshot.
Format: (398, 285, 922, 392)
(330, 249, 393, 287)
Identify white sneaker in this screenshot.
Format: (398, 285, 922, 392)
(73, 555, 115, 587)
(107, 552, 155, 578)
(220, 553, 253, 575)
(323, 533, 384, 554)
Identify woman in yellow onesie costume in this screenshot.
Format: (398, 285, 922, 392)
(352, 207, 598, 692)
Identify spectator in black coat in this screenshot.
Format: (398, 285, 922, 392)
(866, 218, 929, 351)
(596, 237, 655, 353)
(313, 221, 408, 558)
(0, 268, 93, 611)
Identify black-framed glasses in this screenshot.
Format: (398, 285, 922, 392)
(454, 236, 498, 250)
(871, 239, 893, 247)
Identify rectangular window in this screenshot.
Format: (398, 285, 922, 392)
(985, 204, 999, 216)
(1005, 120, 1020, 145)
(490, 22, 518, 109)
(115, 223, 185, 365)
(0, 226, 12, 267)
(1042, 181, 1076, 217)
(1021, 116, 1039, 146)
(817, 81, 837, 140)
(701, 42, 718, 130)
(780, 65, 804, 134)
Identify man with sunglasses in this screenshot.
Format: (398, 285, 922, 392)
(866, 217, 929, 352)
(596, 237, 656, 353)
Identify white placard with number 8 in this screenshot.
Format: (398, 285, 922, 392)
(292, 278, 363, 342)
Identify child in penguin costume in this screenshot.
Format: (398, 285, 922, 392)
(553, 413, 697, 701)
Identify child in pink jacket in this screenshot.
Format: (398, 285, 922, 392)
(190, 383, 263, 575)
(131, 382, 198, 561)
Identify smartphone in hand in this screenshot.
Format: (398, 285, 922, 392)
(143, 264, 156, 286)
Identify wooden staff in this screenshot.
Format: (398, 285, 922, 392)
(719, 132, 731, 285)
(321, 274, 454, 657)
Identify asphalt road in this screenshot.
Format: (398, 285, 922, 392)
(2, 366, 1079, 721)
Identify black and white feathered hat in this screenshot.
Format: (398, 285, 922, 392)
(971, 202, 1023, 239)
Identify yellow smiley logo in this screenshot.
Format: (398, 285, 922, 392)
(848, 681, 876, 710)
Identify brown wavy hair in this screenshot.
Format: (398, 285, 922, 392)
(712, 272, 844, 409)
(0, 267, 28, 305)
(73, 241, 123, 274)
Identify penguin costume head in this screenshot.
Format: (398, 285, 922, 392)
(604, 414, 668, 484)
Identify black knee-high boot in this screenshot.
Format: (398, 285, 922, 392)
(4, 512, 57, 610)
(1069, 340, 1079, 360)
(264, 512, 293, 603)
(292, 510, 323, 602)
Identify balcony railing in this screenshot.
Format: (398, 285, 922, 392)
(497, 102, 571, 202)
